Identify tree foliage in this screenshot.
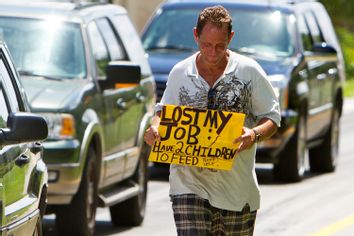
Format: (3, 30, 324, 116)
(320, 0, 354, 78)
(320, 0, 354, 30)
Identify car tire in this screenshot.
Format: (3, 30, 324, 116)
(274, 113, 307, 182)
(55, 147, 98, 236)
(309, 108, 340, 172)
(110, 144, 149, 226)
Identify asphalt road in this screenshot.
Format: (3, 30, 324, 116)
(44, 98, 354, 236)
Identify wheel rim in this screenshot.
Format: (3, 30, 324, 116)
(86, 160, 97, 231)
(297, 116, 307, 177)
(137, 158, 147, 215)
(331, 110, 340, 167)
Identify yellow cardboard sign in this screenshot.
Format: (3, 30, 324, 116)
(148, 105, 245, 170)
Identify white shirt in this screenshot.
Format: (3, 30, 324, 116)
(157, 50, 281, 211)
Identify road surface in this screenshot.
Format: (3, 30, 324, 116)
(44, 98, 354, 236)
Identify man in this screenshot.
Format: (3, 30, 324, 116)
(144, 5, 280, 235)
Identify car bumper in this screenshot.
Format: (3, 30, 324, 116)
(256, 109, 298, 163)
(42, 139, 82, 205)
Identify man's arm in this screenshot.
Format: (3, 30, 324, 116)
(144, 111, 161, 146)
(233, 117, 278, 153)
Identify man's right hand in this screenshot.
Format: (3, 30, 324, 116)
(144, 125, 160, 146)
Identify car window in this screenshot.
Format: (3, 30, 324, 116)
(111, 14, 152, 75)
(297, 13, 312, 52)
(142, 9, 198, 52)
(0, 57, 11, 127)
(96, 18, 127, 61)
(311, 7, 340, 51)
(142, 8, 295, 58)
(0, 85, 8, 128)
(304, 12, 324, 45)
(0, 58, 19, 112)
(87, 21, 109, 78)
(0, 17, 86, 79)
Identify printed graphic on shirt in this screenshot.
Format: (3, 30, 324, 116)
(179, 75, 253, 117)
(149, 105, 245, 170)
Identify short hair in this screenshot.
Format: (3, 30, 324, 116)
(196, 5, 232, 36)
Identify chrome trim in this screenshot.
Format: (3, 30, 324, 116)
(98, 181, 139, 207)
(0, 209, 39, 232)
(47, 163, 80, 168)
(309, 103, 333, 116)
(5, 195, 36, 217)
(281, 109, 298, 118)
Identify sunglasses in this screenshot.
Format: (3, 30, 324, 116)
(207, 88, 217, 110)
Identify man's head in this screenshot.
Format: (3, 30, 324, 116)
(195, 5, 232, 37)
(194, 5, 234, 66)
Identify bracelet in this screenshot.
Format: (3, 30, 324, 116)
(252, 129, 261, 143)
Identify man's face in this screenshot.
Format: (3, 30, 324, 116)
(194, 22, 234, 66)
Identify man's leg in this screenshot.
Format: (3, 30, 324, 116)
(211, 204, 257, 236)
(172, 194, 212, 236)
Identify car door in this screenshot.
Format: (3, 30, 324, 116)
(0, 54, 39, 233)
(305, 11, 334, 124)
(96, 17, 142, 152)
(88, 18, 141, 186)
(302, 11, 331, 139)
(110, 14, 153, 178)
(311, 11, 339, 121)
(297, 12, 320, 140)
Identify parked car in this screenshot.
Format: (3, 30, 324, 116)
(142, 0, 344, 182)
(0, 40, 48, 236)
(0, 2, 155, 235)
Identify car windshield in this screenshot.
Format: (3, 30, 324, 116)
(0, 17, 86, 79)
(142, 8, 295, 59)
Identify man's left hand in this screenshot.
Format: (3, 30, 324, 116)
(233, 127, 255, 153)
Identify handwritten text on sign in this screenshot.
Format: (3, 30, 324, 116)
(148, 105, 245, 170)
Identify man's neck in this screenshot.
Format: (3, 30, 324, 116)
(196, 52, 229, 87)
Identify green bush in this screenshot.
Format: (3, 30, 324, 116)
(336, 27, 354, 79)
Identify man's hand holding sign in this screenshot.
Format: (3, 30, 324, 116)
(145, 104, 277, 170)
(147, 105, 245, 170)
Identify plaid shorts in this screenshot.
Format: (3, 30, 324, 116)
(172, 194, 257, 236)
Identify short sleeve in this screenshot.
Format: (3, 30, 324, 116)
(251, 64, 281, 127)
(155, 67, 181, 113)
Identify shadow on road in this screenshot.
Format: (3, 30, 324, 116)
(43, 215, 131, 236)
(255, 164, 322, 185)
(43, 163, 323, 235)
(148, 163, 170, 181)
(147, 162, 322, 185)
(95, 221, 130, 236)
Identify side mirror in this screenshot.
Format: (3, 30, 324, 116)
(312, 43, 337, 54)
(0, 112, 48, 145)
(98, 61, 141, 90)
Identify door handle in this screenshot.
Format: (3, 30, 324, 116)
(316, 73, 326, 80)
(116, 98, 127, 109)
(15, 154, 30, 167)
(30, 142, 43, 155)
(136, 92, 146, 103)
(328, 68, 338, 77)
(299, 70, 308, 79)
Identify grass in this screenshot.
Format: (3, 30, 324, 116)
(344, 78, 354, 98)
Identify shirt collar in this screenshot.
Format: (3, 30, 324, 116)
(187, 50, 238, 78)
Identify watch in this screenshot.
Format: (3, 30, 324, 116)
(252, 129, 261, 143)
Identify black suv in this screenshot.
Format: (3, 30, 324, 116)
(0, 2, 155, 235)
(142, 0, 344, 182)
(0, 40, 48, 235)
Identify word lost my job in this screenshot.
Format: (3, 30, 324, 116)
(148, 105, 245, 170)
